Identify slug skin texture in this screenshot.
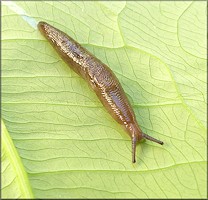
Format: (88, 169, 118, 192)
(38, 21, 163, 163)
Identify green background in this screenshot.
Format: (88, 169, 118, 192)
(1, 1, 207, 198)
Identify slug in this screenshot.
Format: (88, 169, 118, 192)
(38, 21, 163, 163)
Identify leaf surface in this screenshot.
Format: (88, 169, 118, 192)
(2, 1, 207, 198)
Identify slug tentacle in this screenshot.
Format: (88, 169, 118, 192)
(38, 21, 164, 163)
(132, 135, 137, 163)
(142, 132, 164, 145)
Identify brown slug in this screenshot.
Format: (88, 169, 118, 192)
(38, 21, 163, 163)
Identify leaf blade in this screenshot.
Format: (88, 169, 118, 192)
(1, 119, 34, 198)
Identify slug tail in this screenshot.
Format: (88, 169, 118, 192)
(142, 132, 164, 145)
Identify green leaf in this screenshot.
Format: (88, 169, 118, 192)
(2, 1, 207, 198)
(1, 119, 34, 198)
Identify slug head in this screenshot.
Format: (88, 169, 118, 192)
(127, 123, 163, 163)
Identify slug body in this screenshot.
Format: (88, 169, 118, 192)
(38, 21, 163, 163)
